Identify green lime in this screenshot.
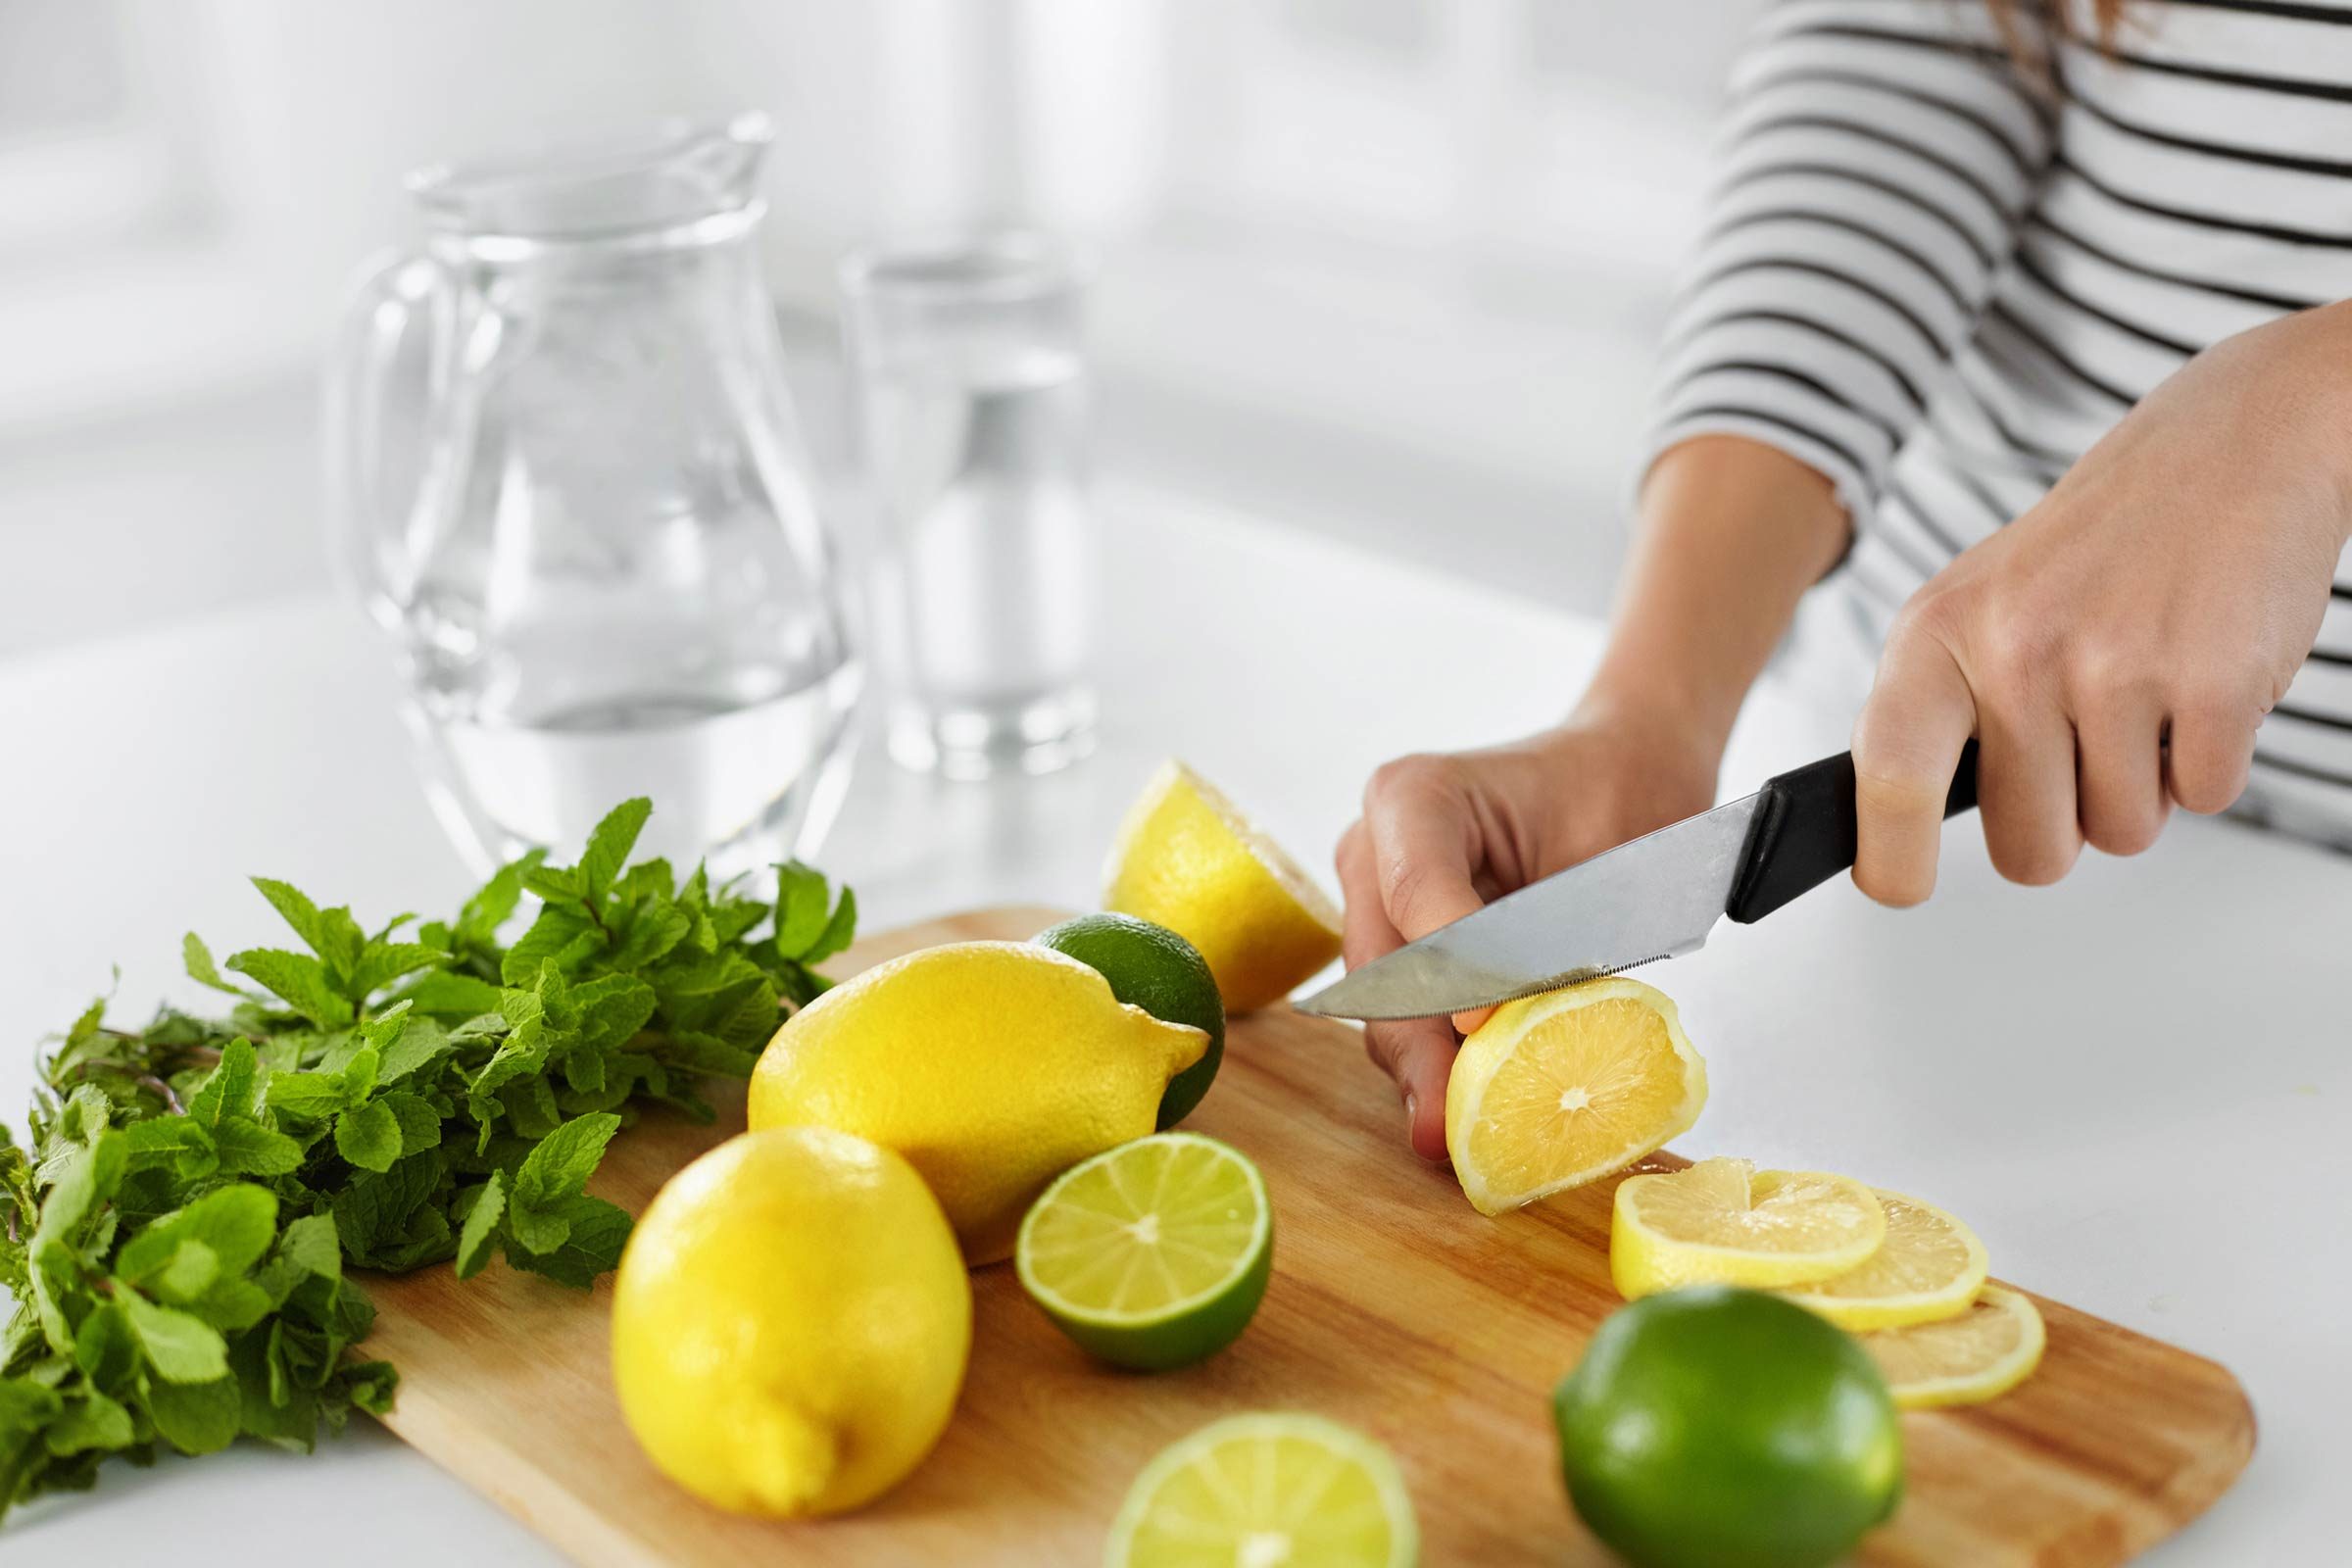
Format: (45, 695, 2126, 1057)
(1107, 1412, 1419, 1568)
(1554, 1286, 1903, 1568)
(1015, 1132, 1271, 1372)
(1035, 911, 1226, 1127)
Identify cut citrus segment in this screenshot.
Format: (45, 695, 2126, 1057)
(1444, 978, 1707, 1216)
(1859, 1284, 2046, 1410)
(1106, 1413, 1419, 1568)
(1102, 760, 1344, 1013)
(1015, 1132, 1272, 1372)
(1780, 1190, 1989, 1331)
(1611, 1157, 1886, 1298)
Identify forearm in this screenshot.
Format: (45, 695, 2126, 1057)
(1580, 435, 1848, 756)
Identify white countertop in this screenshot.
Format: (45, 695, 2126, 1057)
(1, 487, 2342, 1564)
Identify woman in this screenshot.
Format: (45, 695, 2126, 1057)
(1339, 0, 2352, 1159)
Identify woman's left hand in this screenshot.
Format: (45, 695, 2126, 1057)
(1851, 302, 2352, 905)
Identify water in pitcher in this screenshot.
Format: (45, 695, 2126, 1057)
(864, 342, 1096, 775)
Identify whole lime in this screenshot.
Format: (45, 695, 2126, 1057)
(1035, 912, 1226, 1128)
(1554, 1286, 1903, 1568)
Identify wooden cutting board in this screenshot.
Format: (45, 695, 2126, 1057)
(364, 906, 2254, 1566)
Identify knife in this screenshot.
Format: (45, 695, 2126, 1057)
(1295, 741, 1981, 1021)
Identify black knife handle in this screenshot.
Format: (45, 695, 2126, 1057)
(1724, 740, 1981, 924)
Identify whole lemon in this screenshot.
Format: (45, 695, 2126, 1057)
(611, 1127, 971, 1517)
(749, 941, 1208, 1263)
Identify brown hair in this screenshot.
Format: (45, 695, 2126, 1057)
(1988, 0, 2129, 55)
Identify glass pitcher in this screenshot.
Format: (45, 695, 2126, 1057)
(326, 113, 859, 879)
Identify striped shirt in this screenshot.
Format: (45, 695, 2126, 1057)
(1651, 0, 2352, 851)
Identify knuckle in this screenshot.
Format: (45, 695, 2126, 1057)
(1988, 831, 2082, 887)
(2084, 805, 2165, 858)
(1365, 753, 1446, 807)
(1852, 860, 1930, 908)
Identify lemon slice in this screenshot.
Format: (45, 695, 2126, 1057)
(1611, 1157, 1886, 1298)
(1016, 1132, 1272, 1372)
(1444, 978, 1707, 1216)
(1780, 1190, 1989, 1331)
(1859, 1285, 2046, 1410)
(1103, 760, 1344, 1013)
(1106, 1413, 1419, 1568)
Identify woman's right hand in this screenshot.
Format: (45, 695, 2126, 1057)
(1334, 704, 1721, 1161)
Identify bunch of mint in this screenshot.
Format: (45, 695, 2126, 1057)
(0, 800, 853, 1520)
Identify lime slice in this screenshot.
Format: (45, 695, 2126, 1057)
(1015, 1132, 1272, 1372)
(1107, 1413, 1419, 1568)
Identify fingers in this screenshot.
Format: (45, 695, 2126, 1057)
(1359, 758, 1494, 1034)
(1850, 619, 1980, 906)
(2074, 689, 2171, 856)
(1362, 1019, 1457, 1162)
(1337, 819, 1457, 1159)
(2165, 696, 2258, 814)
(1360, 757, 1489, 943)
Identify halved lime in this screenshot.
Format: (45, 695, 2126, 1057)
(1107, 1413, 1419, 1568)
(1015, 1132, 1272, 1372)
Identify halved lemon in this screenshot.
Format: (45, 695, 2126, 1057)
(1106, 1413, 1419, 1568)
(1445, 978, 1707, 1216)
(1859, 1284, 2046, 1410)
(1015, 1132, 1272, 1372)
(1780, 1189, 1989, 1331)
(1103, 760, 1344, 1013)
(1611, 1157, 1886, 1298)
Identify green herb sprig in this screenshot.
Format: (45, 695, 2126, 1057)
(0, 801, 854, 1520)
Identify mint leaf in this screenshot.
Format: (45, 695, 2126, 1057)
(264, 1071, 346, 1120)
(454, 1172, 507, 1281)
(333, 1101, 403, 1173)
(187, 1038, 260, 1127)
(226, 950, 355, 1029)
(578, 798, 652, 902)
(182, 934, 262, 1001)
(806, 885, 858, 966)
(512, 1112, 620, 1212)
(773, 861, 832, 956)
(117, 1289, 229, 1384)
(504, 1197, 631, 1289)
(146, 1374, 241, 1455)
(249, 877, 326, 955)
(117, 1186, 278, 1291)
(214, 1118, 304, 1177)
(45, 1392, 135, 1455)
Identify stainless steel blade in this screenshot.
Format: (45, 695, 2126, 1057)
(1294, 792, 1763, 1020)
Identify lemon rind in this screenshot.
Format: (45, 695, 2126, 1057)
(1779, 1188, 1990, 1332)
(1611, 1167, 1889, 1297)
(1447, 979, 1709, 1217)
(1868, 1285, 2047, 1411)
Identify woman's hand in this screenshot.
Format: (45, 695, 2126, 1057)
(1851, 304, 2352, 904)
(1335, 708, 1720, 1160)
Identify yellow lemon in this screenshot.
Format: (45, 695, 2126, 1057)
(1444, 978, 1707, 1216)
(1611, 1157, 1888, 1299)
(610, 1127, 970, 1517)
(1858, 1285, 2047, 1409)
(1780, 1189, 1990, 1331)
(1102, 760, 1343, 1013)
(749, 941, 1208, 1263)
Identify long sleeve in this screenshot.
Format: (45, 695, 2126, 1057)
(1646, 0, 2058, 529)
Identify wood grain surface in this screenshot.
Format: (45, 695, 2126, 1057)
(363, 906, 2255, 1566)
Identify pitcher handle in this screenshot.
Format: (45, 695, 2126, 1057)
(323, 251, 458, 625)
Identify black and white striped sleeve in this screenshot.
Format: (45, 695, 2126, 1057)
(1646, 0, 2057, 527)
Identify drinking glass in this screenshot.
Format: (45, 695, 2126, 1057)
(326, 114, 860, 877)
(839, 235, 1097, 779)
